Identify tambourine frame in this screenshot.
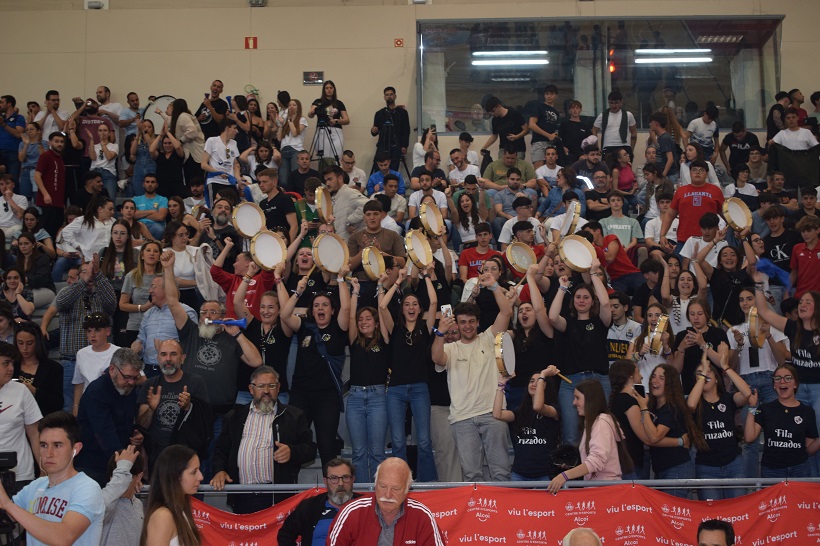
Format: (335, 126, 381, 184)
(232, 201, 265, 238)
(558, 234, 596, 273)
(722, 197, 753, 232)
(748, 307, 767, 349)
(362, 246, 386, 281)
(249, 230, 287, 271)
(494, 331, 515, 377)
(312, 232, 350, 274)
(404, 229, 434, 269)
(649, 314, 670, 356)
(420, 202, 445, 236)
(316, 187, 333, 223)
(505, 242, 537, 275)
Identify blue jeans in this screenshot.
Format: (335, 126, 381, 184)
(60, 359, 76, 412)
(740, 371, 777, 478)
(622, 462, 650, 481)
(696, 456, 744, 500)
(346, 385, 388, 482)
(0, 150, 20, 184)
(142, 221, 166, 240)
(51, 257, 82, 282)
(762, 461, 812, 478)
(386, 383, 437, 482)
(279, 146, 299, 193)
(99, 169, 118, 200)
(19, 167, 34, 200)
(796, 382, 820, 477)
(656, 459, 694, 499)
(559, 372, 611, 445)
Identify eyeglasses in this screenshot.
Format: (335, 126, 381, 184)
(114, 366, 141, 382)
(342, 160, 355, 166)
(690, 167, 707, 173)
(251, 382, 279, 390)
(773, 375, 794, 383)
(325, 474, 352, 484)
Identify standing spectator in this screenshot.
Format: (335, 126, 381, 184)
(33, 91, 69, 137)
(528, 84, 563, 168)
(150, 127, 187, 200)
(100, 446, 144, 545)
(649, 112, 681, 182)
(13, 321, 63, 417)
(34, 131, 67, 238)
(324, 166, 368, 241)
(0, 340, 42, 486)
(162, 221, 201, 309)
(211, 236, 276, 319)
(686, 105, 720, 163)
(85, 124, 119, 199)
(210, 366, 316, 513)
(60, 194, 116, 261)
(592, 90, 637, 157)
(772, 108, 818, 150)
(371, 86, 410, 172)
(17, 121, 46, 200)
(766, 91, 791, 142)
(120, 242, 167, 351)
(75, 348, 143, 486)
(201, 119, 241, 206)
(56, 258, 117, 411)
(0, 95, 25, 183)
(71, 312, 120, 412)
(559, 99, 592, 164)
(196, 80, 228, 139)
(790, 215, 820, 297)
(308, 81, 349, 168)
(128, 120, 157, 197)
(480, 96, 528, 159)
(719, 121, 761, 171)
(289, 150, 321, 197)
(168, 98, 205, 184)
(659, 160, 724, 253)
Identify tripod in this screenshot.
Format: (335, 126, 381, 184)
(309, 121, 341, 168)
(371, 115, 411, 179)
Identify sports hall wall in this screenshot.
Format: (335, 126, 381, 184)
(1, 0, 817, 168)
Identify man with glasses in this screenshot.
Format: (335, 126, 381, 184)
(76, 348, 144, 486)
(410, 150, 447, 192)
(592, 90, 637, 158)
(33, 90, 70, 136)
(278, 457, 359, 546)
(56, 258, 117, 412)
(212, 366, 316, 514)
(340, 150, 367, 193)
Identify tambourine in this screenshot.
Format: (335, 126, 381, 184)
(505, 242, 537, 275)
(312, 232, 349, 274)
(143, 95, 175, 135)
(232, 201, 265, 238)
(560, 200, 581, 236)
(495, 331, 516, 377)
(649, 314, 670, 356)
(362, 246, 386, 281)
(748, 307, 767, 349)
(722, 197, 752, 233)
(420, 202, 445, 236)
(405, 229, 434, 269)
(249, 230, 287, 271)
(316, 186, 333, 223)
(558, 234, 596, 273)
(190, 205, 206, 220)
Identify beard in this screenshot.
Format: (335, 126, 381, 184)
(114, 385, 133, 395)
(215, 212, 230, 227)
(329, 489, 354, 506)
(198, 323, 219, 339)
(160, 362, 178, 376)
(254, 397, 275, 414)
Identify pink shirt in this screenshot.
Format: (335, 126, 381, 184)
(580, 414, 623, 480)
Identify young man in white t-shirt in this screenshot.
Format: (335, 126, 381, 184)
(686, 104, 720, 162)
(644, 191, 678, 257)
(772, 108, 819, 151)
(72, 313, 120, 413)
(679, 212, 727, 273)
(201, 118, 241, 206)
(535, 147, 561, 195)
(448, 149, 481, 185)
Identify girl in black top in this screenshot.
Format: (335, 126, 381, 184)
(346, 278, 391, 482)
(608, 359, 687, 480)
(279, 264, 351, 468)
(633, 364, 706, 499)
(379, 267, 438, 482)
(745, 364, 820, 478)
(233, 264, 293, 405)
(463, 255, 514, 333)
(494, 365, 560, 481)
(13, 322, 63, 416)
(549, 257, 612, 446)
(693, 241, 751, 326)
(284, 221, 331, 308)
(672, 299, 730, 394)
(687, 345, 751, 499)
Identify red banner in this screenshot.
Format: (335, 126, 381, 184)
(192, 482, 820, 545)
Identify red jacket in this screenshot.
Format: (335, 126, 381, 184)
(327, 495, 444, 546)
(210, 265, 276, 319)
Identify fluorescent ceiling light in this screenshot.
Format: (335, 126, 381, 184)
(472, 59, 549, 66)
(697, 35, 743, 44)
(491, 77, 533, 82)
(473, 50, 548, 57)
(635, 49, 712, 55)
(635, 57, 713, 64)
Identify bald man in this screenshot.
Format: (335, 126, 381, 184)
(328, 457, 444, 546)
(563, 528, 602, 546)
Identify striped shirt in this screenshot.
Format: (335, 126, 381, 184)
(136, 303, 197, 366)
(237, 403, 277, 485)
(56, 273, 117, 359)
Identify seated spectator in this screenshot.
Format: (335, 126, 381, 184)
(0, 301, 13, 343)
(447, 180, 489, 250)
(795, 186, 820, 222)
(161, 220, 201, 309)
(372, 173, 407, 224)
(600, 190, 643, 259)
(85, 123, 119, 199)
(367, 151, 406, 196)
(14, 320, 63, 417)
(537, 166, 586, 220)
(458, 222, 500, 281)
(238, 140, 280, 182)
(790, 215, 820, 297)
(609, 149, 639, 215)
(340, 150, 367, 192)
(679, 143, 721, 187)
(0, 174, 28, 248)
(167, 195, 202, 244)
(12, 231, 55, 308)
(571, 145, 609, 180)
(0, 267, 34, 320)
(448, 148, 481, 186)
(644, 192, 678, 258)
(12, 207, 56, 260)
(549, 191, 590, 245)
(412, 127, 438, 169)
(584, 167, 613, 222)
(483, 149, 537, 192)
(498, 200, 546, 251)
(746, 146, 768, 186)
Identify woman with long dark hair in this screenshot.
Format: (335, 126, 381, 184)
(632, 364, 707, 498)
(538, 166, 585, 219)
(239, 141, 280, 182)
(166, 196, 201, 244)
(308, 81, 348, 167)
(413, 127, 438, 170)
(120, 199, 153, 246)
(129, 119, 157, 197)
(245, 97, 265, 145)
(141, 444, 202, 546)
(547, 379, 627, 492)
(379, 267, 438, 482)
(12, 231, 55, 308)
(672, 299, 729, 394)
(0, 267, 34, 320)
(679, 142, 721, 186)
(162, 221, 200, 310)
(655, 263, 707, 334)
(100, 220, 138, 341)
(687, 345, 751, 499)
(119, 241, 163, 347)
(626, 302, 673, 391)
(13, 207, 55, 260)
(278, 264, 351, 469)
(168, 98, 205, 183)
(13, 321, 63, 416)
(278, 99, 308, 191)
(447, 182, 488, 249)
(60, 194, 116, 261)
(693, 235, 751, 325)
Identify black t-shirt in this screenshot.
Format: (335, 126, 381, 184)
(155, 151, 186, 194)
(260, 191, 297, 239)
(610, 392, 644, 468)
(656, 132, 680, 176)
(510, 410, 560, 478)
(428, 353, 451, 407)
(766, 104, 785, 141)
(413, 261, 451, 314)
(709, 269, 751, 326)
(311, 99, 347, 125)
(649, 403, 691, 472)
(285, 270, 330, 308)
(784, 319, 820, 384)
(559, 316, 610, 375)
(349, 338, 390, 386)
(559, 120, 592, 163)
(764, 229, 803, 276)
(388, 325, 431, 386)
(721, 132, 761, 169)
(491, 108, 527, 153)
(138, 372, 209, 448)
(410, 166, 448, 189)
(530, 103, 560, 144)
(292, 320, 347, 392)
(510, 328, 554, 388)
(197, 98, 229, 139)
(71, 187, 109, 213)
(288, 168, 321, 197)
(696, 392, 740, 467)
(632, 283, 653, 316)
(178, 319, 244, 409)
(674, 327, 730, 394)
(756, 400, 818, 468)
(584, 190, 612, 221)
(241, 318, 291, 393)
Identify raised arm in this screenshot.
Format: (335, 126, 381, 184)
(527, 264, 553, 338)
(486, 273, 513, 336)
(278, 264, 304, 333)
(549, 275, 570, 332)
(336, 265, 351, 332)
(590, 259, 611, 326)
(751, 269, 788, 332)
(159, 250, 191, 330)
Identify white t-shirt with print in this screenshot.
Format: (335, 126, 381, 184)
(204, 136, 239, 179)
(73, 344, 121, 392)
(0, 381, 42, 481)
